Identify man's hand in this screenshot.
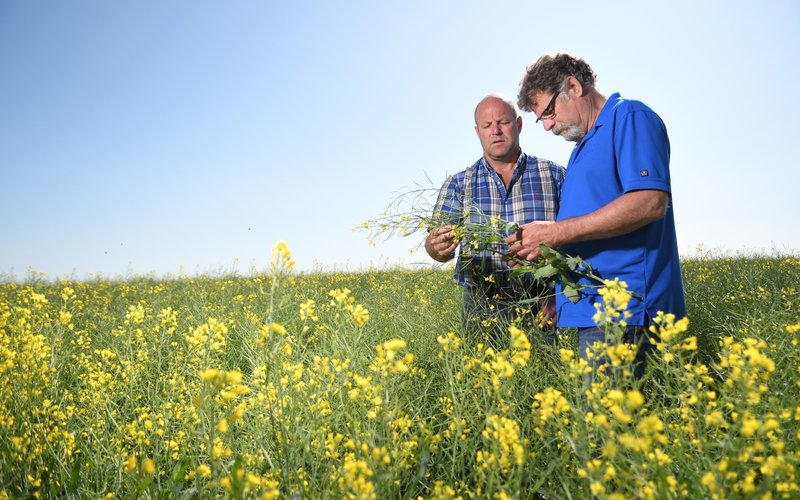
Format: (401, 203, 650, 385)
(425, 225, 459, 262)
(505, 221, 558, 264)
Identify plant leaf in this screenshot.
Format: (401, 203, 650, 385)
(562, 285, 580, 303)
(534, 264, 558, 280)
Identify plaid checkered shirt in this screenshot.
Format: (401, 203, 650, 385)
(432, 152, 565, 289)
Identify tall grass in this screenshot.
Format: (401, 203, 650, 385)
(1, 247, 798, 498)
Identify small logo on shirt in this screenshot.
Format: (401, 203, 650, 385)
(640, 170, 650, 177)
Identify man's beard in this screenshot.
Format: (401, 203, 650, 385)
(553, 124, 585, 143)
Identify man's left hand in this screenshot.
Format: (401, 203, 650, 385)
(505, 221, 558, 265)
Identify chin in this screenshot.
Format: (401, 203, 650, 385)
(556, 126, 585, 143)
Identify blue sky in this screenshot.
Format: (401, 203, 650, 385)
(1, 1, 798, 280)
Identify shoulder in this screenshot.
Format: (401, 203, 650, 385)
(459, 157, 489, 180)
(523, 152, 566, 177)
(607, 94, 664, 125)
(600, 95, 669, 148)
(441, 158, 484, 188)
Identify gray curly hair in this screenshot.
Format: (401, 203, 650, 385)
(517, 53, 597, 112)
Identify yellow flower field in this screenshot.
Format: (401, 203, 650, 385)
(1, 244, 799, 498)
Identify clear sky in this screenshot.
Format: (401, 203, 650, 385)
(1, 0, 798, 281)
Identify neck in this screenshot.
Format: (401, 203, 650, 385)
(485, 148, 521, 189)
(584, 91, 607, 131)
(485, 147, 521, 172)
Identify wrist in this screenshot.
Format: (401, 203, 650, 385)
(551, 220, 572, 248)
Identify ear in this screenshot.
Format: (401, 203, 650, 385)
(516, 116, 523, 133)
(474, 125, 480, 138)
(567, 75, 585, 97)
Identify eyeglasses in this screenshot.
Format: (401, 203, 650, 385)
(535, 92, 560, 124)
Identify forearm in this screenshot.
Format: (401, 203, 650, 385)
(554, 190, 669, 246)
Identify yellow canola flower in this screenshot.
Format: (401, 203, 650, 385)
(625, 390, 645, 411)
(608, 403, 633, 425)
(592, 278, 633, 326)
(141, 458, 156, 475)
(477, 415, 526, 473)
(437, 332, 462, 356)
(649, 311, 690, 345)
(186, 318, 228, 354)
(125, 304, 146, 325)
(337, 456, 376, 500)
(124, 455, 137, 474)
(637, 414, 665, 435)
(299, 299, 318, 322)
(742, 338, 776, 373)
(585, 412, 612, 431)
(258, 322, 287, 346)
(327, 288, 369, 326)
(350, 304, 369, 327)
(199, 368, 223, 383)
(59, 310, 73, 326)
(329, 288, 354, 305)
(430, 481, 461, 500)
(271, 240, 295, 269)
(605, 343, 637, 367)
(605, 389, 625, 405)
(28, 291, 49, 309)
(508, 326, 530, 366)
(60, 287, 76, 302)
(212, 437, 232, 460)
(532, 387, 571, 424)
(681, 335, 698, 351)
(199, 368, 243, 387)
(705, 411, 725, 427)
(267, 322, 287, 336)
(740, 412, 760, 438)
(371, 339, 414, 376)
(701, 471, 718, 493)
(196, 464, 212, 478)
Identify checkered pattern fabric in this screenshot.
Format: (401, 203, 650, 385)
(432, 153, 565, 288)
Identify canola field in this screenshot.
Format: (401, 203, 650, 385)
(1, 244, 799, 499)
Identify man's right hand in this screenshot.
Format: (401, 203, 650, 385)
(425, 225, 458, 262)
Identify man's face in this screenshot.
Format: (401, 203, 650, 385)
(531, 91, 585, 143)
(474, 98, 522, 162)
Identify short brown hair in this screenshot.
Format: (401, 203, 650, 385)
(517, 53, 597, 112)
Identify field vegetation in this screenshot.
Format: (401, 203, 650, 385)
(1, 243, 799, 498)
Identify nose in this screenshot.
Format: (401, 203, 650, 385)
(491, 122, 502, 134)
(541, 117, 555, 132)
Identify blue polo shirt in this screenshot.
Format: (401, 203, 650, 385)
(556, 93, 686, 327)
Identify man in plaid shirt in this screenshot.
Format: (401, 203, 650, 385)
(425, 93, 565, 340)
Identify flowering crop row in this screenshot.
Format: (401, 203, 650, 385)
(0, 245, 798, 498)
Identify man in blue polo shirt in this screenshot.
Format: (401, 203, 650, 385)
(426, 93, 565, 343)
(506, 53, 686, 382)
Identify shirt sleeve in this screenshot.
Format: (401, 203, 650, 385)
(431, 174, 464, 228)
(615, 108, 672, 194)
